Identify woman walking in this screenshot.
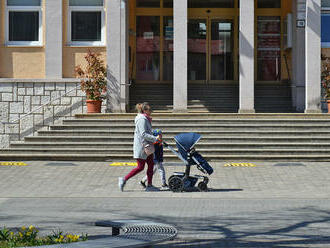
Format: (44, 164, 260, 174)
(118, 102, 160, 192)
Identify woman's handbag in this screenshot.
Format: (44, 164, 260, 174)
(144, 143, 155, 156)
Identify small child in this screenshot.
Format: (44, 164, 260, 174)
(140, 129, 168, 189)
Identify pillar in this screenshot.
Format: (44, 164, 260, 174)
(106, 0, 129, 112)
(305, 0, 321, 113)
(292, 0, 306, 112)
(45, 0, 62, 78)
(239, 0, 255, 113)
(173, 0, 188, 112)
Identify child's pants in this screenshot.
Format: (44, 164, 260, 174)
(142, 162, 166, 185)
(124, 155, 154, 185)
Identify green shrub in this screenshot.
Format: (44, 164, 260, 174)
(0, 226, 88, 248)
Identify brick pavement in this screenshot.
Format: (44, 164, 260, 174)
(1, 160, 330, 247)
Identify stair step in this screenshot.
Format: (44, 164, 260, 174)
(2, 148, 330, 155)
(23, 136, 330, 143)
(1, 153, 330, 162)
(10, 142, 330, 149)
(36, 130, 330, 137)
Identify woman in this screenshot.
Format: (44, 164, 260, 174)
(118, 102, 160, 191)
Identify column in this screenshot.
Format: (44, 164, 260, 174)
(106, 0, 129, 113)
(173, 0, 188, 112)
(239, 0, 255, 113)
(45, 0, 62, 78)
(305, 0, 321, 113)
(292, 0, 306, 112)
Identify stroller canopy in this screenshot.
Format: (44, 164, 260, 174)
(174, 132, 201, 152)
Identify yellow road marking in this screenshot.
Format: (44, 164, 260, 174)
(109, 162, 137, 167)
(224, 163, 257, 167)
(0, 162, 27, 166)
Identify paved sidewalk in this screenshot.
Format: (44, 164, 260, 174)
(1, 160, 330, 247)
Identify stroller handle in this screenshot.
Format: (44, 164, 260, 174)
(162, 141, 169, 147)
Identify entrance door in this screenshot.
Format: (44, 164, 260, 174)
(188, 17, 234, 82)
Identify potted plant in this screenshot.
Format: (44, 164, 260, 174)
(75, 50, 107, 113)
(322, 54, 330, 113)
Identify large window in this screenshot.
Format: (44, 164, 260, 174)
(322, 14, 330, 47)
(6, 0, 42, 46)
(68, 0, 105, 46)
(188, 0, 234, 8)
(257, 0, 281, 8)
(136, 0, 173, 8)
(322, 1, 330, 47)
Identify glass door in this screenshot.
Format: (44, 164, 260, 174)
(210, 19, 234, 80)
(188, 17, 234, 82)
(188, 19, 207, 81)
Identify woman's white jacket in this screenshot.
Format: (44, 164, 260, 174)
(133, 114, 157, 159)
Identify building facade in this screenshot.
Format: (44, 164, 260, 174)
(0, 0, 327, 115)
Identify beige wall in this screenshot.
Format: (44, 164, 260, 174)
(63, 47, 106, 78)
(0, 0, 45, 78)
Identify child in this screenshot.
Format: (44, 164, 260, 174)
(140, 129, 168, 189)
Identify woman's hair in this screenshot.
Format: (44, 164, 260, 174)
(136, 102, 151, 113)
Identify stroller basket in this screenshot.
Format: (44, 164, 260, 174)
(191, 152, 213, 175)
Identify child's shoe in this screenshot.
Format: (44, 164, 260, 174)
(145, 185, 159, 192)
(139, 180, 147, 189)
(161, 183, 169, 190)
(118, 177, 126, 192)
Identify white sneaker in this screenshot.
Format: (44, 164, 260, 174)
(118, 177, 126, 192)
(161, 184, 169, 190)
(145, 185, 159, 192)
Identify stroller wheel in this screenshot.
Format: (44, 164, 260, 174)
(168, 176, 184, 192)
(198, 182, 208, 192)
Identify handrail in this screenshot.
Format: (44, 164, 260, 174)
(2, 85, 81, 125)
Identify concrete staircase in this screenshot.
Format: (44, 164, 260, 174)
(2, 113, 330, 162)
(130, 82, 294, 113)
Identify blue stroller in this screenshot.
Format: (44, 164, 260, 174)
(163, 132, 213, 192)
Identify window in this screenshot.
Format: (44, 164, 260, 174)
(188, 0, 234, 8)
(6, 0, 42, 46)
(322, 0, 330, 8)
(257, 0, 281, 8)
(322, 14, 330, 47)
(322, 1, 330, 47)
(68, 0, 105, 46)
(136, 0, 160, 8)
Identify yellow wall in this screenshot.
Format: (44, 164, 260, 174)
(0, 0, 45, 78)
(62, 0, 106, 78)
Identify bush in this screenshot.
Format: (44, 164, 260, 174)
(75, 49, 107, 101)
(0, 226, 88, 248)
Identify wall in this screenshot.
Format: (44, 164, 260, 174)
(0, 80, 106, 148)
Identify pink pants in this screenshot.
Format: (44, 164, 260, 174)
(124, 155, 154, 185)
